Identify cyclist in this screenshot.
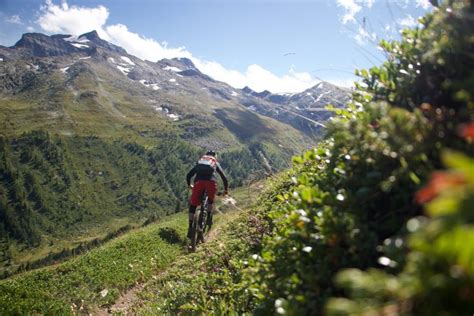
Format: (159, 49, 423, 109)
(186, 150, 228, 239)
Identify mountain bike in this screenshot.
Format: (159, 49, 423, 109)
(189, 191, 221, 252)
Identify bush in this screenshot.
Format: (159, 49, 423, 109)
(239, 0, 474, 314)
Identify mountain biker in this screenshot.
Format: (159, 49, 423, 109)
(186, 150, 228, 239)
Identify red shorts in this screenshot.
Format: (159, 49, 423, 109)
(190, 180, 217, 207)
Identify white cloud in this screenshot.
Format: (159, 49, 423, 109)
(105, 24, 192, 61)
(38, 0, 109, 36)
(36, 0, 319, 93)
(354, 26, 377, 45)
(416, 0, 432, 10)
(336, 0, 380, 24)
(337, 0, 362, 24)
(26, 26, 35, 32)
(6, 15, 23, 25)
(365, 0, 375, 9)
(398, 15, 419, 28)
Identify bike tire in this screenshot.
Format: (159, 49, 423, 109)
(190, 210, 200, 252)
(197, 207, 206, 243)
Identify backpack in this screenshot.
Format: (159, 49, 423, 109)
(195, 155, 217, 177)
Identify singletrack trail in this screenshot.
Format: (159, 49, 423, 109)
(96, 198, 239, 315)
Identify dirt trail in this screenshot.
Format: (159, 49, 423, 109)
(95, 218, 225, 315)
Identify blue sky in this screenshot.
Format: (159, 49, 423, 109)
(0, 0, 432, 92)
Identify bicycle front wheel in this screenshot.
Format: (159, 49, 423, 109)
(190, 210, 200, 252)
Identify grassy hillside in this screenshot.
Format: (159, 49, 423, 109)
(0, 185, 256, 315)
(0, 212, 187, 314)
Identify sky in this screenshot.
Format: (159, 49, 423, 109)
(0, 0, 432, 93)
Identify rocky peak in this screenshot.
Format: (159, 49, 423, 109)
(241, 86, 271, 99)
(255, 90, 271, 98)
(13, 32, 81, 57)
(8, 31, 128, 58)
(77, 30, 127, 55)
(79, 30, 101, 42)
(241, 86, 255, 94)
(173, 57, 196, 70)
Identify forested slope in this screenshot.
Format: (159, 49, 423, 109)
(0, 130, 291, 277)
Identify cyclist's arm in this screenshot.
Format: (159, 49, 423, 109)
(186, 166, 197, 186)
(216, 163, 229, 191)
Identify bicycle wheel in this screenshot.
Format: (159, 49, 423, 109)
(199, 198, 210, 243)
(189, 210, 200, 252)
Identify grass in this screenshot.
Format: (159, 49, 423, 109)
(0, 184, 258, 315)
(10, 216, 138, 265)
(126, 184, 267, 315)
(0, 212, 188, 315)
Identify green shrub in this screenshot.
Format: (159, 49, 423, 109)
(238, 0, 474, 314)
(326, 150, 474, 315)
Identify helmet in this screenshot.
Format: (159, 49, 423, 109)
(206, 150, 216, 157)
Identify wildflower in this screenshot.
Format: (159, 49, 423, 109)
(415, 171, 466, 204)
(459, 123, 474, 141)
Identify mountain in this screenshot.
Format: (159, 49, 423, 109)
(0, 31, 348, 276)
(238, 82, 351, 135)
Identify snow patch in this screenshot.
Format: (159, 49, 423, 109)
(76, 36, 90, 43)
(314, 90, 332, 103)
(154, 106, 180, 121)
(79, 56, 91, 60)
(116, 65, 130, 75)
(163, 66, 182, 72)
(64, 35, 90, 44)
(231, 91, 238, 97)
(139, 80, 160, 90)
(71, 43, 89, 49)
(0, 58, 3, 62)
(305, 93, 316, 102)
(60, 67, 69, 73)
(169, 78, 176, 82)
(120, 56, 135, 66)
(167, 113, 180, 121)
(108, 57, 116, 64)
(248, 105, 257, 111)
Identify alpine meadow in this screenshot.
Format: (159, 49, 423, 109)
(0, 0, 473, 315)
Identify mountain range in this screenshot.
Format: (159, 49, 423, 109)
(0, 30, 350, 276)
